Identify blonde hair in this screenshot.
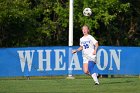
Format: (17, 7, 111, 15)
(82, 25, 90, 33)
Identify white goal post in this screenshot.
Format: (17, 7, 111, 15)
(67, 0, 75, 79)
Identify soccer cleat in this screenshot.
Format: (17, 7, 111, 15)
(95, 82, 99, 85)
(95, 83, 99, 85)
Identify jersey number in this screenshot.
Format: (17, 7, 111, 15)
(83, 44, 89, 49)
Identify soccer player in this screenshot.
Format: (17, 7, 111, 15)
(72, 25, 99, 85)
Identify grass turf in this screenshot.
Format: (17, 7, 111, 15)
(0, 77, 140, 93)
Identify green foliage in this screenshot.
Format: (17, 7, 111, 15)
(0, 0, 40, 46)
(73, 0, 131, 45)
(0, 0, 139, 47)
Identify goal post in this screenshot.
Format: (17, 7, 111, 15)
(69, 0, 73, 47)
(67, 0, 75, 79)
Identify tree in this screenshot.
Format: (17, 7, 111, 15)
(0, 0, 40, 47)
(0, 0, 139, 47)
(36, 0, 69, 45)
(73, 0, 130, 46)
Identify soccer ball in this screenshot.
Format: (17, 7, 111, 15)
(83, 8, 92, 16)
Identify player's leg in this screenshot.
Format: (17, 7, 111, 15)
(83, 57, 90, 75)
(83, 63, 90, 75)
(88, 61, 99, 85)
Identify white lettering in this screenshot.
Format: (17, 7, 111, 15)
(68, 53, 82, 70)
(109, 49, 121, 70)
(17, 48, 122, 73)
(54, 49, 66, 70)
(37, 50, 52, 71)
(17, 50, 35, 72)
(97, 49, 108, 70)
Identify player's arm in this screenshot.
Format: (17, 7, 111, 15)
(93, 42, 99, 55)
(72, 46, 83, 54)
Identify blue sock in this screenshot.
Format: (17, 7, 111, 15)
(88, 61, 96, 75)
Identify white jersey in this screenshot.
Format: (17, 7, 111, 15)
(80, 35, 98, 62)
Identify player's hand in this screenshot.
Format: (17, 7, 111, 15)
(93, 50, 96, 55)
(72, 50, 77, 54)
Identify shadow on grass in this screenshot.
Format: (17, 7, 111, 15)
(102, 80, 134, 85)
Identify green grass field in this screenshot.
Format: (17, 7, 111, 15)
(0, 76, 140, 93)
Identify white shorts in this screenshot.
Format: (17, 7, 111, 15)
(83, 54, 96, 63)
